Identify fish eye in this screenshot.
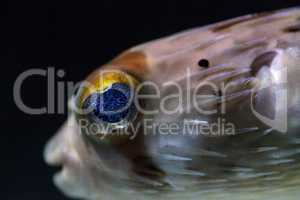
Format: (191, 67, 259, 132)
(82, 82, 135, 123)
(74, 70, 140, 126)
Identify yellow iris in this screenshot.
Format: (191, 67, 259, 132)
(76, 70, 139, 108)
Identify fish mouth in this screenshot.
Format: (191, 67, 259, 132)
(45, 152, 90, 200)
(44, 149, 72, 197)
(44, 138, 94, 199)
(43, 135, 83, 198)
(52, 167, 80, 198)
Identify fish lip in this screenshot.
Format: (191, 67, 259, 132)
(52, 165, 94, 200)
(52, 167, 78, 198)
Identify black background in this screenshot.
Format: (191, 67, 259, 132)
(3, 0, 300, 199)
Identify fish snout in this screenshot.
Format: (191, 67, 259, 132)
(44, 115, 81, 167)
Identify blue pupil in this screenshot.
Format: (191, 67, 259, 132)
(83, 83, 133, 123)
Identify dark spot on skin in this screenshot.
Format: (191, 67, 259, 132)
(250, 51, 277, 76)
(110, 51, 149, 78)
(212, 11, 273, 32)
(283, 24, 300, 33)
(218, 90, 222, 97)
(198, 59, 210, 68)
(234, 41, 267, 53)
(212, 17, 253, 32)
(255, 11, 275, 18)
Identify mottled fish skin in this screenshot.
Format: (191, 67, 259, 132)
(45, 7, 300, 200)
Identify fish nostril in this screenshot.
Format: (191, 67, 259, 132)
(198, 59, 210, 68)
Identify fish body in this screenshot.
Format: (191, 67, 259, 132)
(45, 7, 300, 200)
